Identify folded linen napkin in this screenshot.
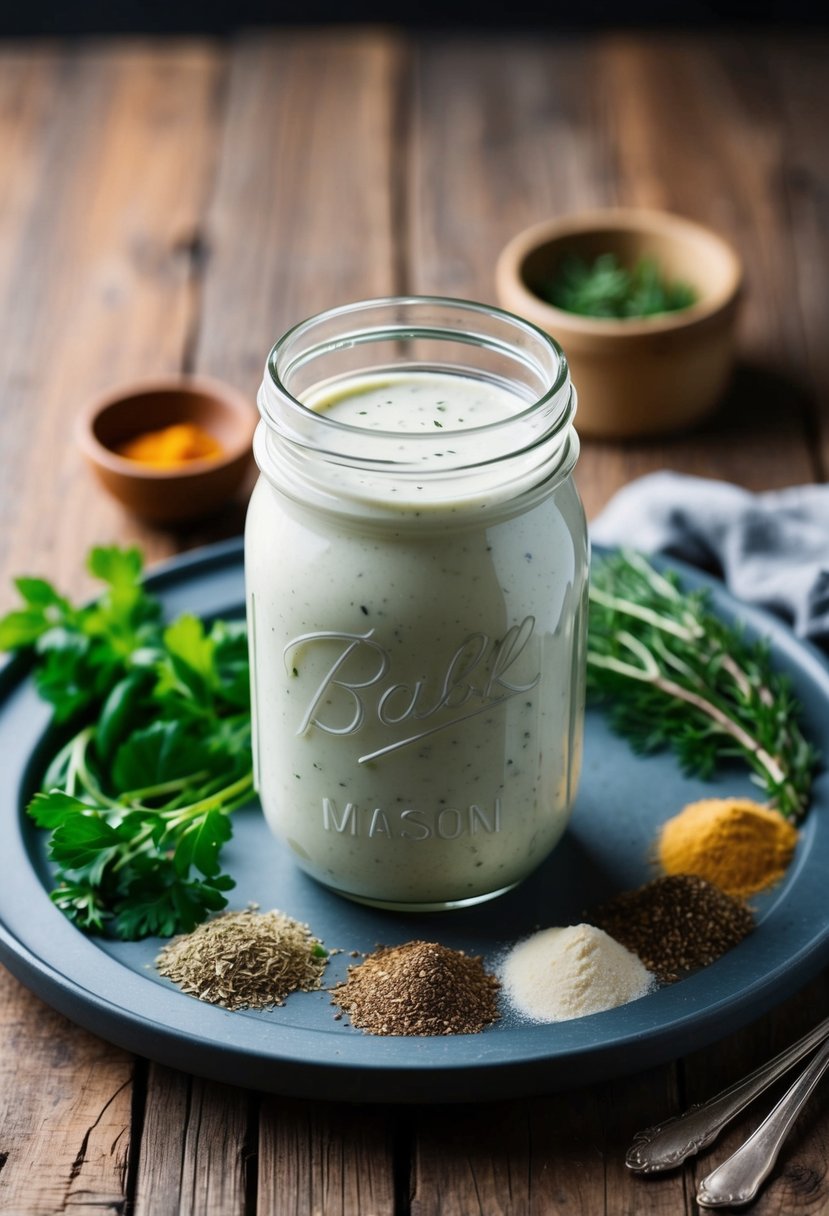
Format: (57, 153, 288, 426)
(590, 472, 829, 644)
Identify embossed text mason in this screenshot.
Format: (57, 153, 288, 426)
(245, 297, 588, 909)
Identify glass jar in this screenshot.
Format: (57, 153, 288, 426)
(245, 297, 588, 910)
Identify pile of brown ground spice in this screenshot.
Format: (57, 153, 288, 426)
(331, 940, 500, 1036)
(156, 908, 328, 1011)
(590, 875, 754, 983)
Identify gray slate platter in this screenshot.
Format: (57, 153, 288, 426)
(1, 538, 829, 1103)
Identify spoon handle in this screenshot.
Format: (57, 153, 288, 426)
(696, 1037, 829, 1208)
(626, 1014, 829, 1173)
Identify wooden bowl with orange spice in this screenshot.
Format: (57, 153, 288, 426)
(77, 377, 257, 524)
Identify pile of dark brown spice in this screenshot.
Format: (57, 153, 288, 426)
(331, 940, 500, 1036)
(591, 874, 754, 983)
(156, 908, 327, 1010)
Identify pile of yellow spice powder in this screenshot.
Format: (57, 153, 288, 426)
(658, 796, 798, 898)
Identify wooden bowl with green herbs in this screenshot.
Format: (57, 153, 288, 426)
(495, 209, 743, 438)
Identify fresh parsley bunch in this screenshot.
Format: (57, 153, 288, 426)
(0, 547, 254, 939)
(587, 551, 817, 821)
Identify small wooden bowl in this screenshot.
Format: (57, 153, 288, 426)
(77, 377, 258, 524)
(495, 209, 743, 439)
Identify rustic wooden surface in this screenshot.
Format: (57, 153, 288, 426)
(0, 29, 827, 1215)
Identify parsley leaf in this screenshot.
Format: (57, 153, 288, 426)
(0, 548, 254, 940)
(172, 807, 233, 878)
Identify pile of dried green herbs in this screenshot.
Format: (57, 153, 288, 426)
(156, 908, 328, 1010)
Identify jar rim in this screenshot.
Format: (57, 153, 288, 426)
(261, 294, 572, 447)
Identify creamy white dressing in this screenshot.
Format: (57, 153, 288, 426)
(291, 370, 548, 516)
(305, 370, 527, 431)
(245, 367, 587, 908)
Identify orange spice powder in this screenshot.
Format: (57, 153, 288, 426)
(118, 423, 223, 469)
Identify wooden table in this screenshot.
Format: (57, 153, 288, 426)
(1, 28, 828, 1215)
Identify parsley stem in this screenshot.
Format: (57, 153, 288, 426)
(163, 773, 255, 826)
(72, 728, 121, 809)
(110, 822, 157, 873)
(160, 771, 231, 812)
(119, 771, 212, 803)
(64, 730, 88, 798)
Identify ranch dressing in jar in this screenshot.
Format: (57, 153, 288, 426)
(246, 297, 588, 909)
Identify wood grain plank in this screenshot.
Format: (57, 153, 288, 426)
(0, 967, 134, 1215)
(602, 1067, 694, 1216)
(194, 30, 406, 401)
(0, 42, 225, 610)
(257, 1097, 396, 1216)
(407, 34, 819, 520)
(766, 37, 829, 481)
(411, 1069, 690, 1216)
(682, 973, 829, 1215)
(412, 1097, 582, 1216)
(405, 38, 702, 1213)
(0, 41, 233, 1216)
(577, 33, 820, 515)
(404, 32, 827, 1216)
(1, 31, 826, 1216)
(0, 56, 59, 303)
(409, 36, 608, 304)
(132, 1064, 249, 1216)
(193, 33, 405, 1214)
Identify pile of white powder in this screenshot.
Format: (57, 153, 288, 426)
(500, 923, 654, 1022)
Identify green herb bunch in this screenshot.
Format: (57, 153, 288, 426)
(587, 551, 817, 821)
(0, 548, 254, 939)
(542, 254, 697, 319)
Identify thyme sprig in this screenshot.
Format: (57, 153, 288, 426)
(587, 551, 817, 821)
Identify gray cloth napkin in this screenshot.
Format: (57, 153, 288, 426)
(590, 472, 829, 644)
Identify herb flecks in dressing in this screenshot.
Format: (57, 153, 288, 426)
(305, 371, 527, 463)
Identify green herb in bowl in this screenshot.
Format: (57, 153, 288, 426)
(541, 253, 697, 319)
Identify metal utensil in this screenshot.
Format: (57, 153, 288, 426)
(696, 1036, 829, 1208)
(626, 1014, 829, 1173)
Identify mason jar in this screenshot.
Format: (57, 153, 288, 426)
(245, 297, 588, 910)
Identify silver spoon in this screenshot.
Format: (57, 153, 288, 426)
(626, 1014, 829, 1173)
(696, 1035, 829, 1208)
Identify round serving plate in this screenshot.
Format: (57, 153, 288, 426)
(1, 538, 828, 1102)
